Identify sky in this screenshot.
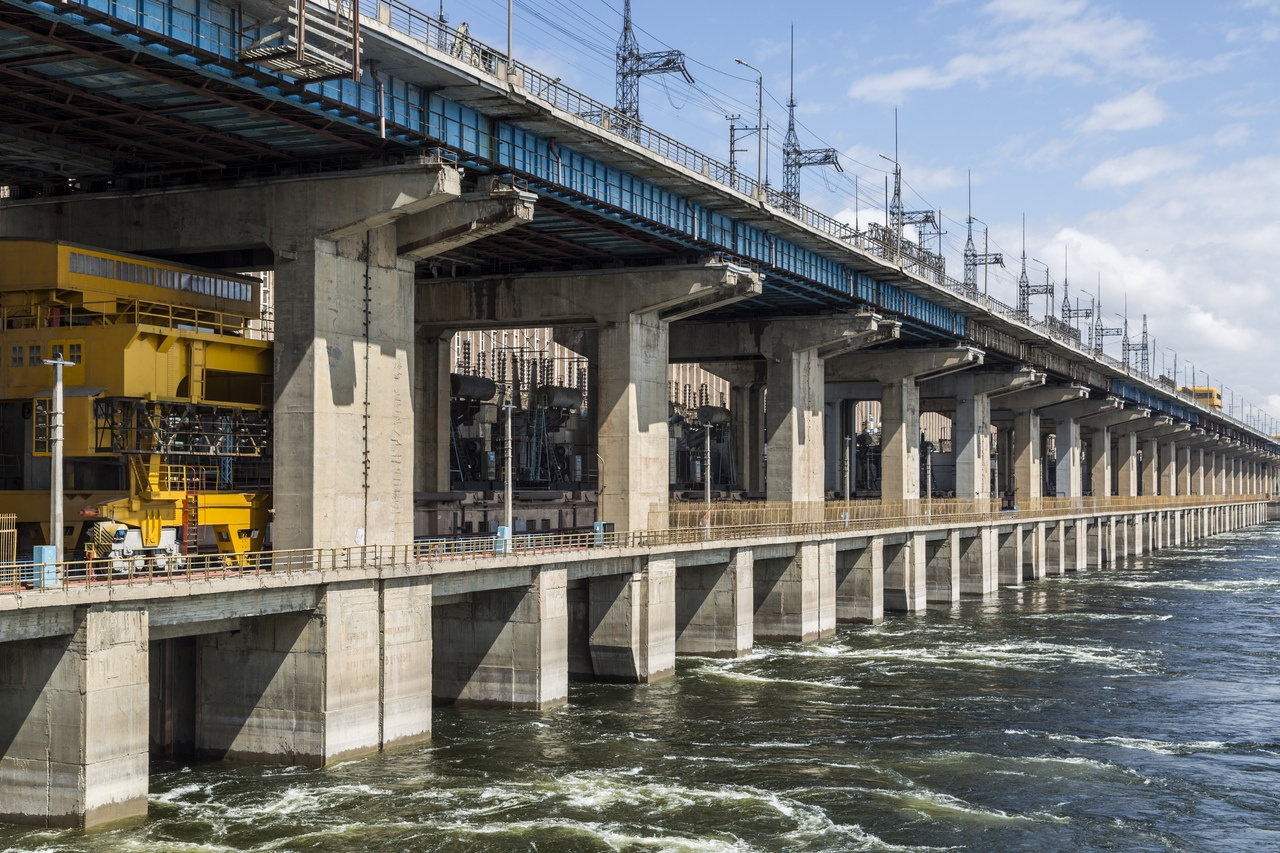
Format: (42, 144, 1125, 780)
(435, 0, 1280, 430)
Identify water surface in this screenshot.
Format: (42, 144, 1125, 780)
(5, 525, 1280, 851)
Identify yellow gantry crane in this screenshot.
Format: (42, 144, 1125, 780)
(0, 239, 273, 569)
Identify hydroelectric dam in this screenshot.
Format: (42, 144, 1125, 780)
(0, 0, 1277, 832)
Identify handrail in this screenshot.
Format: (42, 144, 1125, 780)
(2, 495, 1266, 598)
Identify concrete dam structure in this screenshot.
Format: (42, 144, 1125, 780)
(0, 0, 1277, 830)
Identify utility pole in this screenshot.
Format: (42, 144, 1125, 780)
(42, 356, 73, 564)
(733, 58, 765, 193)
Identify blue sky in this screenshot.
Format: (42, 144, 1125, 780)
(439, 0, 1280, 428)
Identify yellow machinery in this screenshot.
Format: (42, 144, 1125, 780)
(1181, 386, 1223, 410)
(0, 239, 272, 566)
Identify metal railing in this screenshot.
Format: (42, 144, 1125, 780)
(1, 495, 1264, 598)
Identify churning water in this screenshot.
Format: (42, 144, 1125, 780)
(6, 525, 1280, 852)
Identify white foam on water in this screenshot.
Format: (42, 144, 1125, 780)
(838, 640, 1153, 674)
(151, 782, 214, 804)
(1023, 611, 1173, 622)
(1004, 729, 1230, 755)
(1111, 577, 1280, 594)
(428, 816, 757, 851)
(208, 782, 391, 821)
(697, 668, 863, 692)
(924, 748, 1148, 781)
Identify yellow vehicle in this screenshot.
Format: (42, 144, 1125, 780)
(0, 239, 272, 566)
(1180, 386, 1223, 410)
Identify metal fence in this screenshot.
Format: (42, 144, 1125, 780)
(0, 496, 1265, 598)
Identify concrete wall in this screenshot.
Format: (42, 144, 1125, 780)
(0, 607, 148, 829)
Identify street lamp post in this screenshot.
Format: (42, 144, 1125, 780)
(734, 58, 764, 195)
(42, 356, 74, 564)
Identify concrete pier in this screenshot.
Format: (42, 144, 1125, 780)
(1, 496, 1271, 829)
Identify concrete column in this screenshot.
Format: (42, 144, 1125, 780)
(1090, 427, 1112, 496)
(921, 369, 1041, 502)
(678, 313, 896, 503)
(274, 228, 416, 548)
(1056, 417, 1081, 497)
(0, 607, 149, 829)
(1077, 405, 1149, 499)
(1012, 408, 1042, 507)
(730, 374, 766, 493)
(1160, 439, 1179, 496)
(885, 533, 926, 610)
(881, 376, 922, 503)
(414, 331, 452, 494)
(1141, 438, 1160, 497)
(598, 310, 672, 530)
(836, 537, 884, 623)
(959, 527, 997, 597)
(826, 347, 982, 503)
(1001, 386, 1088, 507)
(997, 526, 1022, 586)
(1177, 445, 1193, 496)
(432, 568, 568, 708)
(199, 581, 431, 765)
(752, 542, 836, 641)
(1115, 428, 1140, 497)
(675, 549, 754, 657)
(764, 344, 825, 504)
(1044, 521, 1066, 576)
(925, 530, 960, 605)
(1023, 522, 1047, 580)
(588, 559, 676, 683)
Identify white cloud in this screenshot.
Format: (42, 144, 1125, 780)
(1080, 147, 1199, 188)
(1080, 89, 1170, 133)
(1067, 155, 1280, 406)
(848, 0, 1172, 102)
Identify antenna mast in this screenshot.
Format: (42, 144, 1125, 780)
(616, 0, 693, 140)
(781, 24, 841, 205)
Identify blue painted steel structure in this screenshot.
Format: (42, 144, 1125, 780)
(0, 0, 1273, 451)
(1, 0, 965, 337)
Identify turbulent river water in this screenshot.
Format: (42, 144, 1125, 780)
(6, 524, 1280, 852)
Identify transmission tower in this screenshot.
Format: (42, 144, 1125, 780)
(1016, 216, 1052, 318)
(1091, 280, 1122, 354)
(883, 113, 939, 257)
(1122, 313, 1151, 374)
(1059, 251, 1093, 330)
(781, 26, 841, 203)
(962, 174, 1002, 292)
(615, 0, 693, 140)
